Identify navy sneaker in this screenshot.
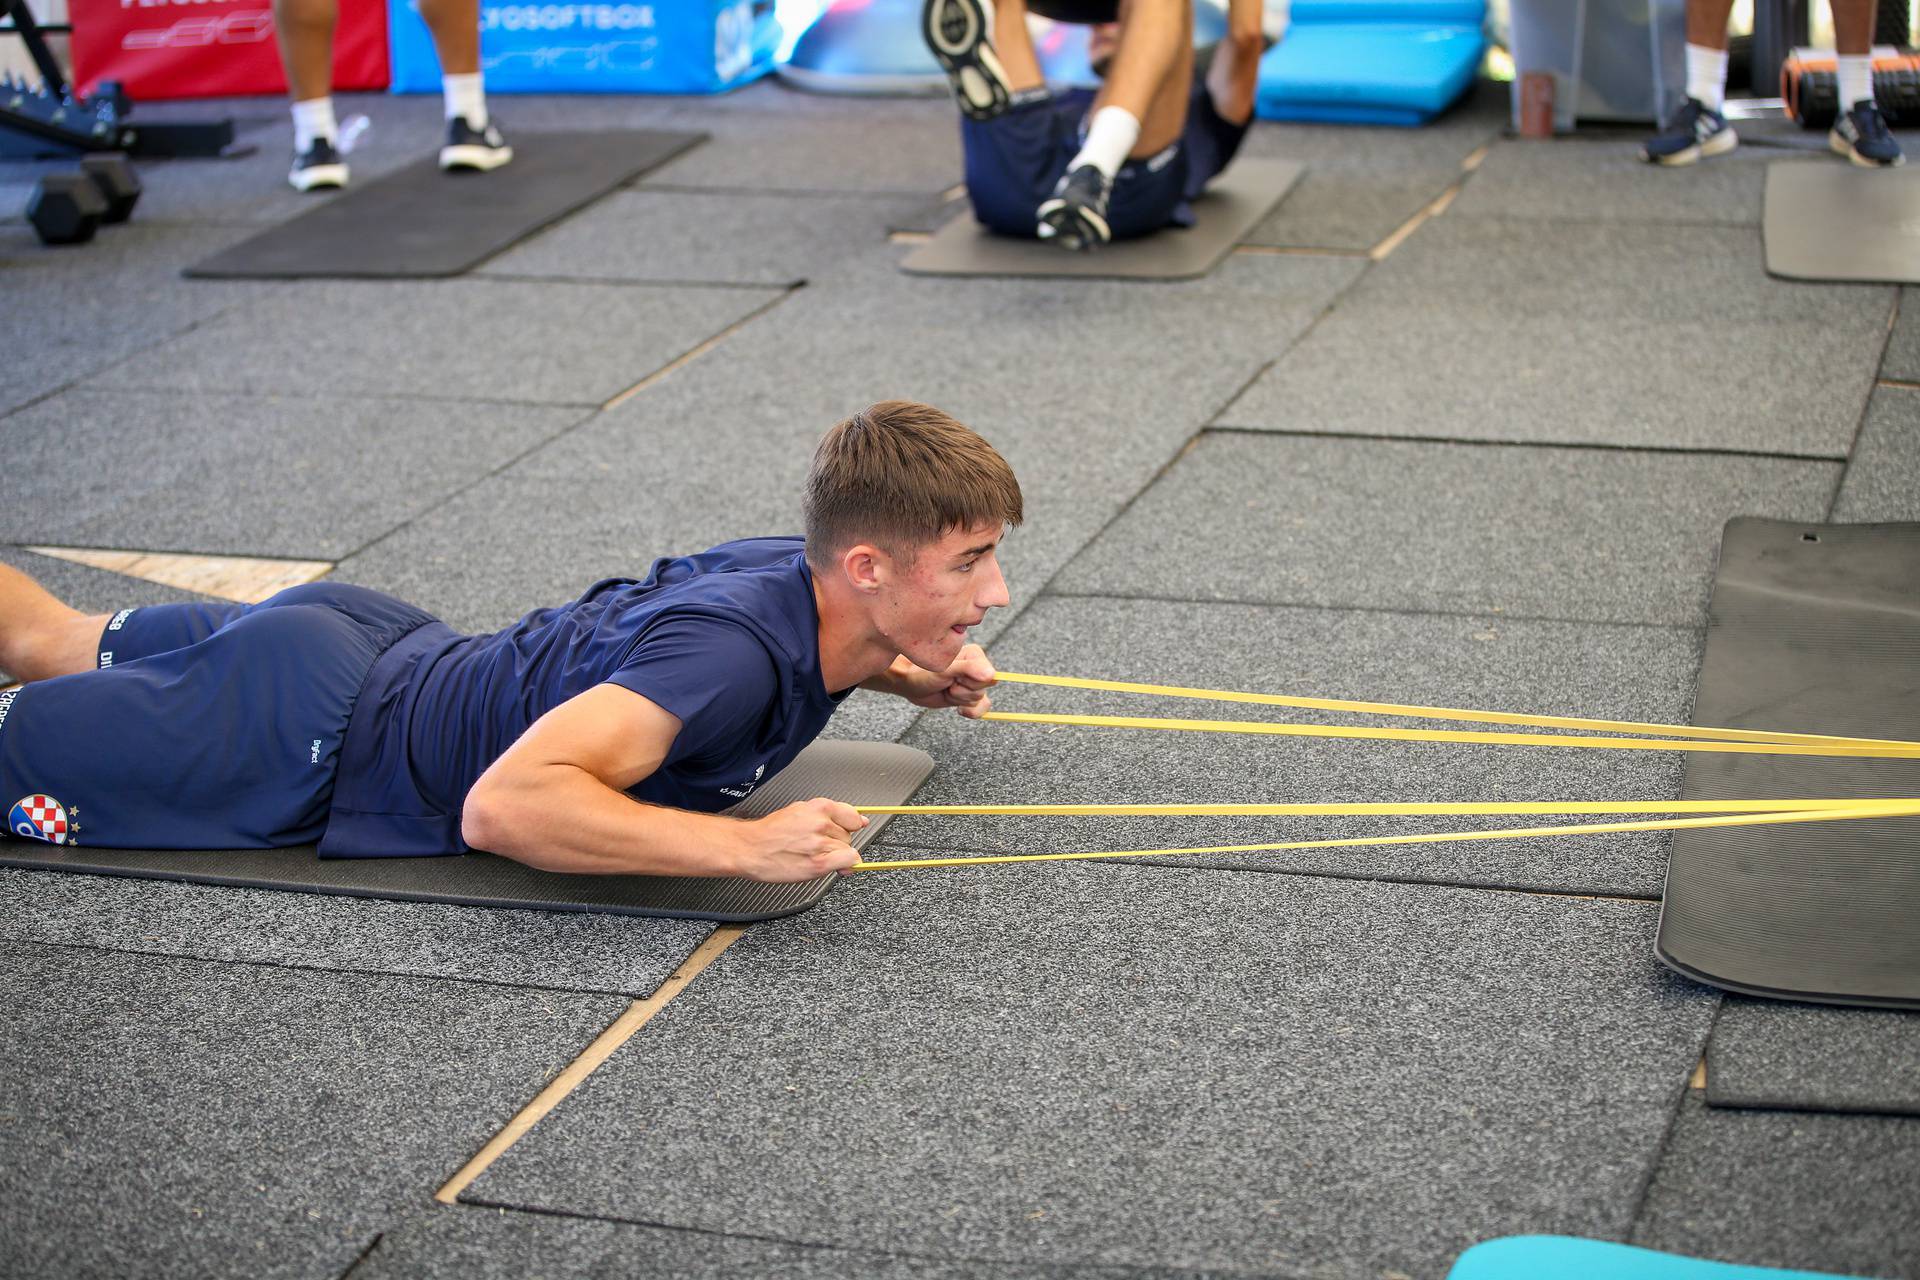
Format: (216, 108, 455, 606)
(440, 117, 513, 172)
(1036, 163, 1112, 250)
(923, 0, 1012, 122)
(1829, 100, 1905, 168)
(1641, 97, 1737, 166)
(288, 137, 348, 192)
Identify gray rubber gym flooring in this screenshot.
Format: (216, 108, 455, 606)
(4, 78, 1917, 1279)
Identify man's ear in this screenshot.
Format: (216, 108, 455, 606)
(840, 543, 888, 593)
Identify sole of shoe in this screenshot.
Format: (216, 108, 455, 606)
(1035, 197, 1110, 250)
(289, 163, 348, 191)
(1646, 143, 1702, 166)
(923, 0, 1012, 122)
(440, 144, 515, 172)
(1829, 129, 1905, 168)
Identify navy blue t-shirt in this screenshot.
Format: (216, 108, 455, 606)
(320, 537, 848, 858)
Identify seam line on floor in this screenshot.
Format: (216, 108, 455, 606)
(1826, 289, 1905, 520)
(1201, 424, 1851, 465)
(1037, 587, 1708, 633)
(435, 924, 747, 1204)
(860, 841, 1664, 902)
(0, 931, 658, 1001)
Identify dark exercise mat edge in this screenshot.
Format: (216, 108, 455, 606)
(900, 157, 1304, 281)
(1653, 517, 1920, 1011)
(184, 129, 706, 280)
(0, 740, 933, 923)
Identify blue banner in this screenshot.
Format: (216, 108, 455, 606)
(389, 0, 775, 94)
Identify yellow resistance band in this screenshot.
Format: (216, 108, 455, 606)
(977, 711, 1920, 759)
(993, 671, 1920, 751)
(856, 799, 1920, 817)
(847, 803, 1920, 872)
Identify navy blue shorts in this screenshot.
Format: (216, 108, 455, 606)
(0, 582, 435, 851)
(960, 82, 1248, 239)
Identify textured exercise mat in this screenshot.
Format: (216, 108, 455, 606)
(901, 158, 1303, 280)
(186, 130, 704, 279)
(1763, 162, 1920, 284)
(1706, 995, 1920, 1117)
(1656, 519, 1920, 1008)
(0, 741, 931, 922)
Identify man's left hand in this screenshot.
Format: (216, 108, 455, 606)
(903, 644, 997, 719)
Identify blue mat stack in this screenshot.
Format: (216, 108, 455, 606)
(1256, 0, 1486, 126)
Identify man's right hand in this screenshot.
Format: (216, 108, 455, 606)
(732, 797, 868, 882)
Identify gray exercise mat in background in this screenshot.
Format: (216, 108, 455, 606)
(901, 158, 1303, 280)
(1706, 995, 1920, 1117)
(0, 741, 932, 922)
(1763, 161, 1920, 284)
(1657, 519, 1920, 1008)
(186, 130, 704, 279)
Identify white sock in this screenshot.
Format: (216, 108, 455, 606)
(1837, 54, 1874, 110)
(1685, 44, 1728, 112)
(443, 73, 487, 128)
(291, 96, 337, 153)
(1069, 106, 1141, 180)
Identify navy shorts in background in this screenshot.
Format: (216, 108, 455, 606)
(959, 80, 1250, 240)
(0, 582, 435, 851)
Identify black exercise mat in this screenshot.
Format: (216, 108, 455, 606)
(185, 130, 704, 279)
(1656, 518, 1920, 1008)
(1706, 995, 1920, 1117)
(900, 157, 1303, 280)
(1763, 161, 1920, 283)
(0, 740, 931, 922)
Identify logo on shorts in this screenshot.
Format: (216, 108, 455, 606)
(107, 609, 134, 631)
(99, 651, 114, 668)
(10, 794, 74, 845)
(718, 762, 766, 800)
(0, 688, 14, 733)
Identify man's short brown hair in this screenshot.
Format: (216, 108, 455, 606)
(805, 400, 1023, 564)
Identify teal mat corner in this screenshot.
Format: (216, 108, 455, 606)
(1449, 1235, 1874, 1280)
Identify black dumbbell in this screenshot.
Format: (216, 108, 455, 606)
(26, 171, 108, 245)
(80, 153, 141, 222)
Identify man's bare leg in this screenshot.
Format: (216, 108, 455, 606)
(1642, 0, 1737, 164)
(273, 0, 350, 189)
(1829, 0, 1903, 164)
(1094, 0, 1191, 157)
(1206, 0, 1265, 126)
(423, 0, 510, 171)
(990, 0, 1046, 92)
(419, 0, 481, 76)
(0, 563, 108, 684)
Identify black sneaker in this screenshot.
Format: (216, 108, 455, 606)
(440, 117, 513, 172)
(923, 0, 1012, 122)
(1641, 97, 1737, 166)
(1830, 100, 1905, 168)
(1036, 163, 1112, 250)
(288, 137, 348, 192)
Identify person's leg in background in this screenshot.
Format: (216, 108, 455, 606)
(0, 562, 110, 684)
(927, 0, 1073, 238)
(273, 0, 350, 190)
(1039, 0, 1193, 247)
(421, 0, 514, 172)
(1829, 0, 1903, 166)
(1641, 0, 1738, 166)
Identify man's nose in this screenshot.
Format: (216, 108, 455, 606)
(978, 556, 1011, 609)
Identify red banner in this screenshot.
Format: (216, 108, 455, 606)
(71, 0, 389, 101)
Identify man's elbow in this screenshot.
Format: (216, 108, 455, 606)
(461, 781, 512, 854)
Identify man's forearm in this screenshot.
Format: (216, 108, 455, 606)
(463, 763, 745, 876)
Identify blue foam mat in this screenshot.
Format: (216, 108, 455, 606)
(1450, 1235, 1872, 1280)
(1256, 22, 1485, 124)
